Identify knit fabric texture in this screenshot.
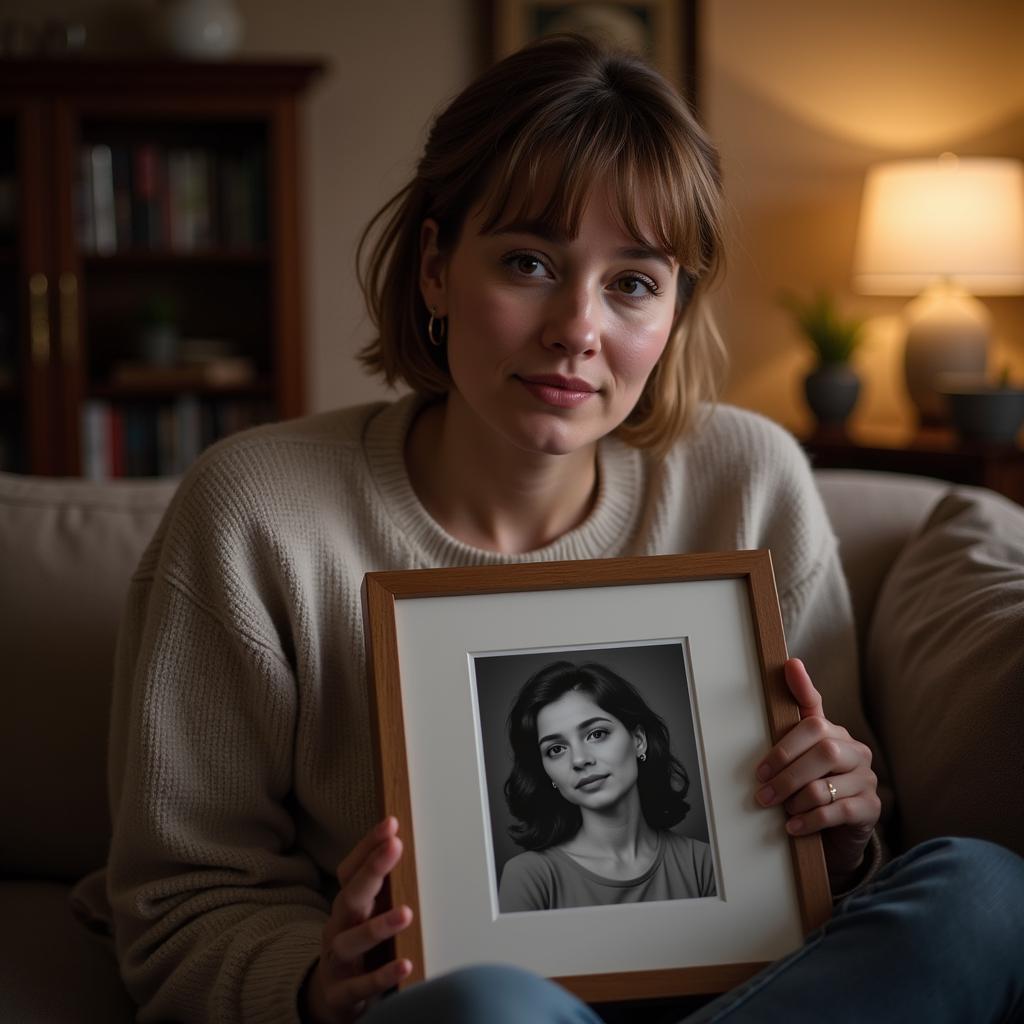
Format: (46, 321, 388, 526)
(80, 394, 872, 1022)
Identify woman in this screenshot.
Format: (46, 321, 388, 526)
(76, 31, 1023, 1024)
(499, 660, 716, 912)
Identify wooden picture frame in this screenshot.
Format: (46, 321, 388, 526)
(487, 0, 700, 109)
(362, 551, 831, 1003)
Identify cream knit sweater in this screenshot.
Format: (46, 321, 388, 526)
(83, 395, 874, 1023)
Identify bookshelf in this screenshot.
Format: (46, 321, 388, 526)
(0, 58, 322, 476)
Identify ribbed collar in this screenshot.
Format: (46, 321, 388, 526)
(363, 394, 644, 567)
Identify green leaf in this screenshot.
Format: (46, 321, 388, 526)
(778, 288, 864, 365)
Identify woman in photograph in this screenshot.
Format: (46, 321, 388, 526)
(76, 30, 1024, 1024)
(499, 660, 716, 912)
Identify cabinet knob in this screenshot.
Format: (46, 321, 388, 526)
(29, 273, 50, 368)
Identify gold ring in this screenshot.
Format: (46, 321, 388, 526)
(827, 780, 838, 804)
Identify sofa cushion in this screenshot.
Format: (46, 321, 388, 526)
(866, 486, 1024, 856)
(0, 473, 176, 879)
(0, 880, 135, 1021)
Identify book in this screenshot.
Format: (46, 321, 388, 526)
(108, 406, 125, 477)
(221, 150, 264, 247)
(190, 149, 213, 248)
(90, 144, 116, 255)
(76, 149, 94, 251)
(133, 142, 164, 247)
(111, 145, 134, 251)
(167, 148, 217, 250)
(175, 394, 202, 471)
(157, 404, 176, 475)
(167, 148, 191, 250)
(81, 400, 110, 480)
(123, 405, 159, 477)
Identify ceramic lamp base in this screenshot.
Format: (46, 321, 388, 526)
(903, 283, 989, 426)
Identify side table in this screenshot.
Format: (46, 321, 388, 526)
(801, 428, 1024, 506)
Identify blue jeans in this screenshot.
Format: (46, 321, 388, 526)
(362, 838, 1024, 1023)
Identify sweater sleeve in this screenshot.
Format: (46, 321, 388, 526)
(105, 463, 329, 1023)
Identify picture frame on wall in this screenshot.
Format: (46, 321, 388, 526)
(361, 551, 832, 1003)
(488, 0, 699, 108)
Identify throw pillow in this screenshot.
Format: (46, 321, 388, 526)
(866, 487, 1024, 856)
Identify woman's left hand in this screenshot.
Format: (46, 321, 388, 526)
(755, 658, 880, 889)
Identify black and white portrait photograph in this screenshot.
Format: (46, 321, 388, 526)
(472, 640, 718, 914)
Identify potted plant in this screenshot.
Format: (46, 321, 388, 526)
(780, 289, 865, 431)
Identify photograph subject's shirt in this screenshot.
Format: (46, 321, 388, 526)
(499, 830, 718, 911)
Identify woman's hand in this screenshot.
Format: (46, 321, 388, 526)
(303, 817, 414, 1023)
(755, 658, 880, 889)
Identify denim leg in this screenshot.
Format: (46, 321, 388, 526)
(682, 837, 1024, 1024)
(361, 964, 604, 1024)
(361, 839, 1023, 1024)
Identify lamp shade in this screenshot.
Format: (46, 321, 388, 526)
(853, 156, 1024, 295)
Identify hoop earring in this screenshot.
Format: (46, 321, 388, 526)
(427, 306, 447, 347)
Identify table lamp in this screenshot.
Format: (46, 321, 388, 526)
(852, 154, 1024, 425)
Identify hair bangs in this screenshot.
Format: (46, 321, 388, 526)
(612, 126, 713, 282)
(478, 100, 629, 244)
(478, 105, 707, 287)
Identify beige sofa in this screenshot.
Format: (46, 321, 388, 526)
(2, 466, 1022, 1021)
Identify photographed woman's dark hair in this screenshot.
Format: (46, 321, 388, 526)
(357, 32, 725, 458)
(504, 661, 690, 851)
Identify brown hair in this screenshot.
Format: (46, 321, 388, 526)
(357, 33, 726, 456)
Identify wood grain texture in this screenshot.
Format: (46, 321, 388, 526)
(361, 574, 424, 980)
(366, 549, 759, 600)
(556, 961, 767, 1003)
(270, 96, 305, 418)
(746, 553, 833, 933)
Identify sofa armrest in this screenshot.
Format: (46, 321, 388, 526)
(813, 469, 946, 659)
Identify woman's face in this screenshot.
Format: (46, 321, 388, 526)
(420, 183, 679, 457)
(536, 690, 646, 812)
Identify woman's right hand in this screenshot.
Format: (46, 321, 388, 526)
(303, 816, 414, 1023)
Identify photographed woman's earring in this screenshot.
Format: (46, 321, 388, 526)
(427, 305, 447, 347)
(551, 781, 558, 789)
(638, 752, 647, 763)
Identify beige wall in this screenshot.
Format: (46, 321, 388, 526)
(9, 0, 1024, 432)
(706, 0, 1024, 437)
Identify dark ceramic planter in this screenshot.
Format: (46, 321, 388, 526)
(942, 387, 1024, 445)
(804, 365, 860, 428)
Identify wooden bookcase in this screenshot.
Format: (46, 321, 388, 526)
(0, 58, 322, 476)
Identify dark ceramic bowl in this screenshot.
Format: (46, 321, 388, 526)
(940, 385, 1024, 445)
